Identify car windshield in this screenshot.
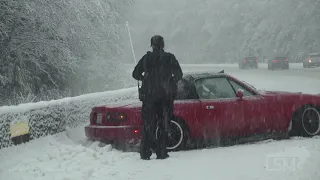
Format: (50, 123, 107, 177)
(241, 80, 256, 89)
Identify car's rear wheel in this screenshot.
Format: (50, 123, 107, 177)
(290, 105, 320, 137)
(155, 118, 189, 151)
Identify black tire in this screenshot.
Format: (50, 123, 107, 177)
(290, 105, 320, 137)
(268, 63, 273, 70)
(155, 118, 190, 151)
(303, 63, 310, 68)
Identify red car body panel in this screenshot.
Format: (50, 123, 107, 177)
(85, 73, 320, 144)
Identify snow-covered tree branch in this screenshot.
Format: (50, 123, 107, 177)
(0, 0, 133, 105)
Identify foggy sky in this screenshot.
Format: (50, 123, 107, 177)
(124, 0, 320, 64)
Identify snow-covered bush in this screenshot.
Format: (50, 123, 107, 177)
(0, 0, 134, 106)
(0, 87, 138, 149)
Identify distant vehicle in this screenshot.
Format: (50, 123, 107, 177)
(239, 57, 258, 69)
(268, 56, 289, 70)
(303, 53, 320, 68)
(85, 71, 320, 151)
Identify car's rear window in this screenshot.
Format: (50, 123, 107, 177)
(310, 54, 320, 58)
(275, 57, 287, 60)
(245, 57, 256, 60)
(175, 79, 198, 100)
(176, 80, 189, 100)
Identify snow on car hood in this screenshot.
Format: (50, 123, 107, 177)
(259, 90, 302, 95)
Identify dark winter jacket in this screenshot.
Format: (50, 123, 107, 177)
(132, 50, 183, 101)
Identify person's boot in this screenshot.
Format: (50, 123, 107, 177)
(156, 148, 169, 159)
(140, 149, 152, 160)
(156, 136, 169, 159)
(156, 153, 169, 159)
(140, 138, 152, 160)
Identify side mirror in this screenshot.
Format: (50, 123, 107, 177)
(236, 89, 244, 99)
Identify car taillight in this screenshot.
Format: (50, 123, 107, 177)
(284, 58, 288, 62)
(309, 58, 312, 62)
(243, 60, 247, 63)
(106, 112, 127, 122)
(273, 60, 279, 63)
(90, 112, 97, 125)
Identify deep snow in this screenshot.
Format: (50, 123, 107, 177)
(0, 127, 319, 180)
(1, 64, 320, 180)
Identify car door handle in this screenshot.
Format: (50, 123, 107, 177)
(206, 105, 214, 109)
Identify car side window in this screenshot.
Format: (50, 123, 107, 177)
(194, 77, 236, 99)
(229, 80, 254, 97)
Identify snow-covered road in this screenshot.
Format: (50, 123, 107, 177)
(1, 63, 320, 180)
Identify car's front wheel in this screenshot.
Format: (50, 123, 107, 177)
(290, 105, 320, 137)
(155, 118, 189, 151)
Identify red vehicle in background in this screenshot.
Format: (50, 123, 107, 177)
(239, 56, 259, 69)
(268, 56, 289, 70)
(85, 71, 320, 151)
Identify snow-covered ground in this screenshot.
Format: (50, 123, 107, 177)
(1, 128, 319, 180)
(1, 64, 320, 180)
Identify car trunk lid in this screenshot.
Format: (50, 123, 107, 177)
(90, 99, 142, 126)
(274, 57, 288, 62)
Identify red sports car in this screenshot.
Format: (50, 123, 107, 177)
(85, 71, 320, 151)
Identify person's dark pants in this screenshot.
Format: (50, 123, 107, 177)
(140, 98, 173, 159)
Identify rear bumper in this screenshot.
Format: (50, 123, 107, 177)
(304, 62, 320, 66)
(85, 125, 142, 143)
(240, 62, 258, 68)
(270, 62, 288, 68)
(242, 62, 257, 66)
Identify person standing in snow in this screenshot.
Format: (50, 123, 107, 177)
(132, 35, 183, 160)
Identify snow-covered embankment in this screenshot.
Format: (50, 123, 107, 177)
(0, 87, 138, 149)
